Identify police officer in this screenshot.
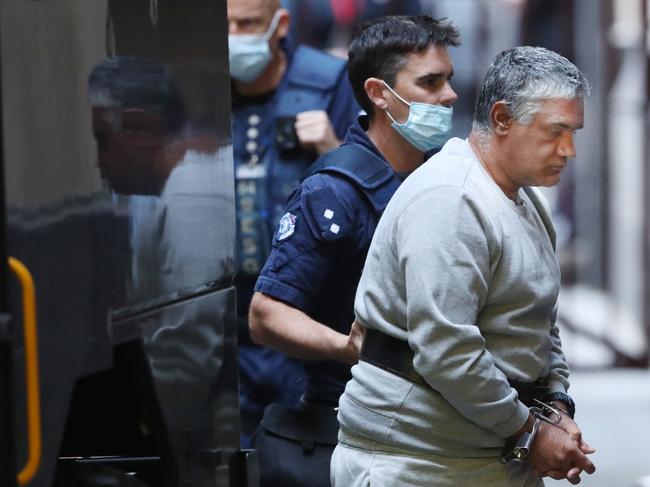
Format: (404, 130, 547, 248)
(228, 0, 361, 446)
(248, 15, 460, 486)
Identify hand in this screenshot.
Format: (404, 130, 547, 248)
(295, 110, 340, 154)
(552, 402, 595, 455)
(527, 420, 596, 483)
(534, 404, 596, 484)
(338, 320, 366, 365)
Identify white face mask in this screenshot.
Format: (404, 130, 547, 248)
(383, 81, 453, 152)
(228, 10, 282, 83)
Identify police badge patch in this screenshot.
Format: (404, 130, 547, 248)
(277, 212, 297, 241)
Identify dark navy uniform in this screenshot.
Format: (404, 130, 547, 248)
(251, 116, 403, 486)
(232, 39, 359, 445)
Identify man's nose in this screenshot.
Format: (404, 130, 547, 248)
(440, 82, 458, 108)
(558, 132, 576, 159)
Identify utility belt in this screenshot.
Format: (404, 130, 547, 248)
(253, 400, 338, 487)
(359, 328, 550, 405)
(259, 400, 339, 448)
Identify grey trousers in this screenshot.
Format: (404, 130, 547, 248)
(330, 442, 544, 487)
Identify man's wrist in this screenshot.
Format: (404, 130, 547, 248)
(334, 331, 354, 364)
(508, 413, 535, 441)
(501, 416, 542, 463)
(544, 392, 575, 419)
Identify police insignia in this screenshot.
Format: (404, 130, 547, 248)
(277, 212, 297, 241)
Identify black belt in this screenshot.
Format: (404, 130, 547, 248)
(508, 378, 550, 407)
(360, 328, 550, 404)
(360, 328, 428, 387)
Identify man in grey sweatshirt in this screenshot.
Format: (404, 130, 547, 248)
(331, 46, 597, 486)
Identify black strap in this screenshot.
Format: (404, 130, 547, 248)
(360, 328, 550, 404)
(276, 45, 346, 117)
(302, 144, 395, 189)
(360, 328, 427, 387)
(302, 143, 401, 217)
(508, 378, 550, 407)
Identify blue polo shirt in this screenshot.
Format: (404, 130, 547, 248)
(255, 116, 397, 405)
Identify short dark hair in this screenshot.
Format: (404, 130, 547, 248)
(347, 15, 460, 118)
(88, 57, 184, 133)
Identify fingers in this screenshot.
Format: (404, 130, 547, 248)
(342, 322, 366, 365)
(296, 110, 328, 123)
(533, 467, 582, 483)
(578, 440, 596, 454)
(557, 416, 596, 457)
(570, 449, 596, 475)
(566, 467, 583, 484)
(558, 415, 582, 439)
(295, 110, 339, 153)
(295, 110, 330, 135)
(528, 421, 596, 480)
(350, 321, 366, 337)
(532, 469, 582, 483)
(546, 470, 569, 481)
(568, 430, 582, 442)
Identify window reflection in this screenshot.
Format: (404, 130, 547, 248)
(88, 57, 235, 306)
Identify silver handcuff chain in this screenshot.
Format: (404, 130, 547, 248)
(530, 399, 563, 425)
(500, 400, 565, 464)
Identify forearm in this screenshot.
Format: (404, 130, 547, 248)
(249, 292, 351, 363)
(412, 319, 530, 437)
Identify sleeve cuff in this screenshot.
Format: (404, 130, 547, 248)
(254, 275, 311, 312)
(490, 400, 530, 439)
(548, 378, 568, 394)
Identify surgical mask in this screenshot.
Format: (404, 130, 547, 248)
(228, 10, 282, 82)
(383, 81, 453, 152)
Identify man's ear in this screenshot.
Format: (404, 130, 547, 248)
(364, 77, 389, 112)
(490, 101, 513, 136)
(275, 8, 291, 39)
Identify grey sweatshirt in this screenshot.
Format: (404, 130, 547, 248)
(337, 137, 569, 459)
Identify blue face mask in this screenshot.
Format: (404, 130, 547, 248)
(383, 81, 453, 152)
(228, 10, 282, 83)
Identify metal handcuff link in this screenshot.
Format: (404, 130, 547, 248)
(500, 399, 564, 464)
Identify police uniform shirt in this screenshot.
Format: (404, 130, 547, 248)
(232, 39, 360, 319)
(254, 117, 389, 405)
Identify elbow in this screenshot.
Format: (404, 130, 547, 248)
(248, 292, 271, 345)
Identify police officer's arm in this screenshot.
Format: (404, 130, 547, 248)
(294, 110, 341, 155)
(251, 174, 366, 363)
(249, 292, 363, 364)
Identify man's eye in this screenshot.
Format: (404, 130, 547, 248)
(239, 19, 260, 30)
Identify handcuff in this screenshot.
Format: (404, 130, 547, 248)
(499, 400, 565, 464)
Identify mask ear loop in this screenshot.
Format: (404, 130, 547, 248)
(382, 81, 412, 107)
(382, 81, 411, 125)
(384, 109, 399, 125)
(263, 10, 283, 41)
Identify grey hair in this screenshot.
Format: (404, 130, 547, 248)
(472, 46, 589, 135)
